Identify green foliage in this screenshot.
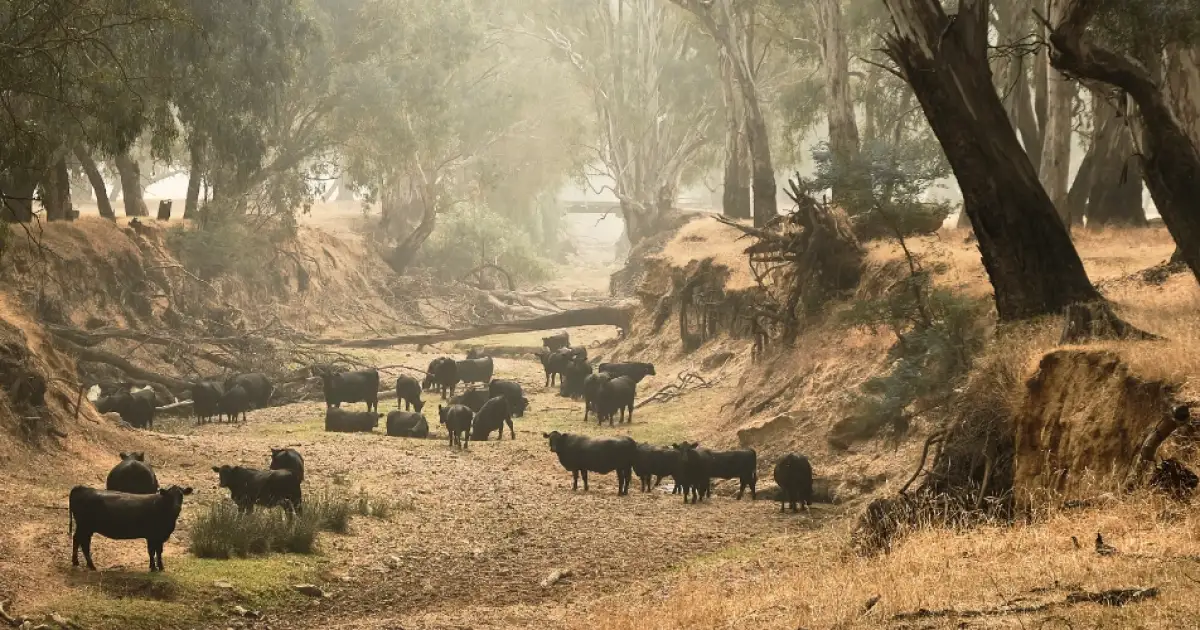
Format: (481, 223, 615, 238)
(831, 273, 986, 447)
(417, 204, 553, 286)
(804, 139, 952, 240)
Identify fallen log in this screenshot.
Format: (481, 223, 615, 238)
(47, 324, 246, 372)
(60, 342, 191, 394)
(313, 304, 637, 349)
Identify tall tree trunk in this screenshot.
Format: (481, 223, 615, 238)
(819, 0, 861, 205)
(1065, 140, 1096, 222)
(114, 152, 148, 217)
(883, 0, 1101, 321)
(185, 139, 203, 220)
(719, 51, 751, 220)
(746, 99, 777, 227)
(1039, 0, 1075, 224)
(73, 146, 115, 220)
(43, 156, 73, 221)
(106, 160, 122, 202)
(1050, 1, 1200, 286)
(336, 179, 356, 202)
(1086, 99, 1145, 227)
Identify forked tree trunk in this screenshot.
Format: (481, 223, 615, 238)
(819, 0, 861, 204)
(43, 156, 73, 221)
(882, 0, 1102, 321)
(719, 51, 751, 220)
(1038, 0, 1075, 223)
(73, 146, 115, 220)
(385, 180, 438, 275)
(114, 151, 148, 217)
(1050, 0, 1200, 286)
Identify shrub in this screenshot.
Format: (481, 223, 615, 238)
(831, 273, 987, 447)
(166, 214, 293, 281)
(189, 492, 366, 559)
(804, 139, 953, 240)
(416, 204, 552, 287)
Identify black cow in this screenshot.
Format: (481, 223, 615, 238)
(386, 410, 429, 438)
(450, 388, 491, 412)
(225, 373, 273, 408)
(471, 396, 514, 441)
(543, 431, 636, 495)
(542, 331, 570, 352)
(672, 442, 709, 504)
(269, 448, 305, 484)
(324, 407, 381, 433)
(598, 362, 657, 383)
(395, 374, 425, 412)
(465, 347, 489, 360)
(488, 379, 528, 417)
(431, 358, 459, 398)
(191, 381, 224, 424)
(95, 388, 156, 429)
(559, 358, 592, 399)
(69, 485, 193, 571)
(594, 376, 636, 426)
(674, 442, 757, 500)
(774, 453, 813, 512)
(439, 404, 473, 449)
(537, 349, 571, 387)
(219, 384, 250, 423)
(105, 452, 159, 494)
(423, 358, 452, 391)
(321, 369, 380, 412)
(633, 444, 682, 493)
(582, 373, 611, 422)
(456, 357, 494, 387)
(212, 465, 302, 512)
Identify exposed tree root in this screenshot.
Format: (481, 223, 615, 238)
(892, 586, 1159, 621)
(1060, 302, 1162, 344)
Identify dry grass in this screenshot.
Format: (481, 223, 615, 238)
(580, 492, 1200, 629)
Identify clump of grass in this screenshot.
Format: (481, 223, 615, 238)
(190, 501, 320, 559)
(354, 489, 403, 519)
(191, 492, 366, 559)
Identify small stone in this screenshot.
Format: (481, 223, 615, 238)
(214, 580, 234, 589)
(293, 584, 328, 598)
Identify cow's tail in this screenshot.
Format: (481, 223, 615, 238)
(750, 448, 759, 483)
(68, 502, 73, 535)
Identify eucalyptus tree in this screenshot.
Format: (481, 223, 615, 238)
(537, 0, 721, 243)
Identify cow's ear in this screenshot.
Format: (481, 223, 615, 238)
(211, 466, 221, 473)
(271, 448, 281, 455)
(119, 451, 129, 460)
(690, 442, 700, 449)
(182, 487, 194, 495)
(134, 452, 144, 461)
(159, 488, 168, 496)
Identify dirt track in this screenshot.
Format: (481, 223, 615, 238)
(0, 349, 821, 630)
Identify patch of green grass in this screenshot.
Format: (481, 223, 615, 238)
(49, 556, 317, 630)
(525, 404, 693, 447)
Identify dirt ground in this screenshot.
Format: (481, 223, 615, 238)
(0, 338, 822, 630)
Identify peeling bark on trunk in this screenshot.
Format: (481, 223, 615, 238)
(386, 199, 436, 275)
(1050, 0, 1200, 286)
(73, 146, 115, 220)
(1039, 0, 1075, 222)
(719, 51, 751, 220)
(819, 0, 860, 204)
(1165, 45, 1200, 149)
(882, 0, 1102, 321)
(43, 156, 73, 221)
(114, 152, 148, 217)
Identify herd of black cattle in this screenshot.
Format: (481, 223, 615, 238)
(70, 331, 814, 573)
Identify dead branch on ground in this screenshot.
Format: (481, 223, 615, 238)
(634, 372, 713, 408)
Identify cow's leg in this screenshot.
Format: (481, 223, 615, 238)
(80, 533, 96, 570)
(571, 470, 579, 491)
(506, 418, 514, 440)
(749, 478, 757, 500)
(72, 531, 81, 567)
(581, 470, 589, 491)
(147, 539, 157, 571)
(736, 482, 745, 500)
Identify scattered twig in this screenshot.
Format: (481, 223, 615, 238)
(634, 372, 714, 408)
